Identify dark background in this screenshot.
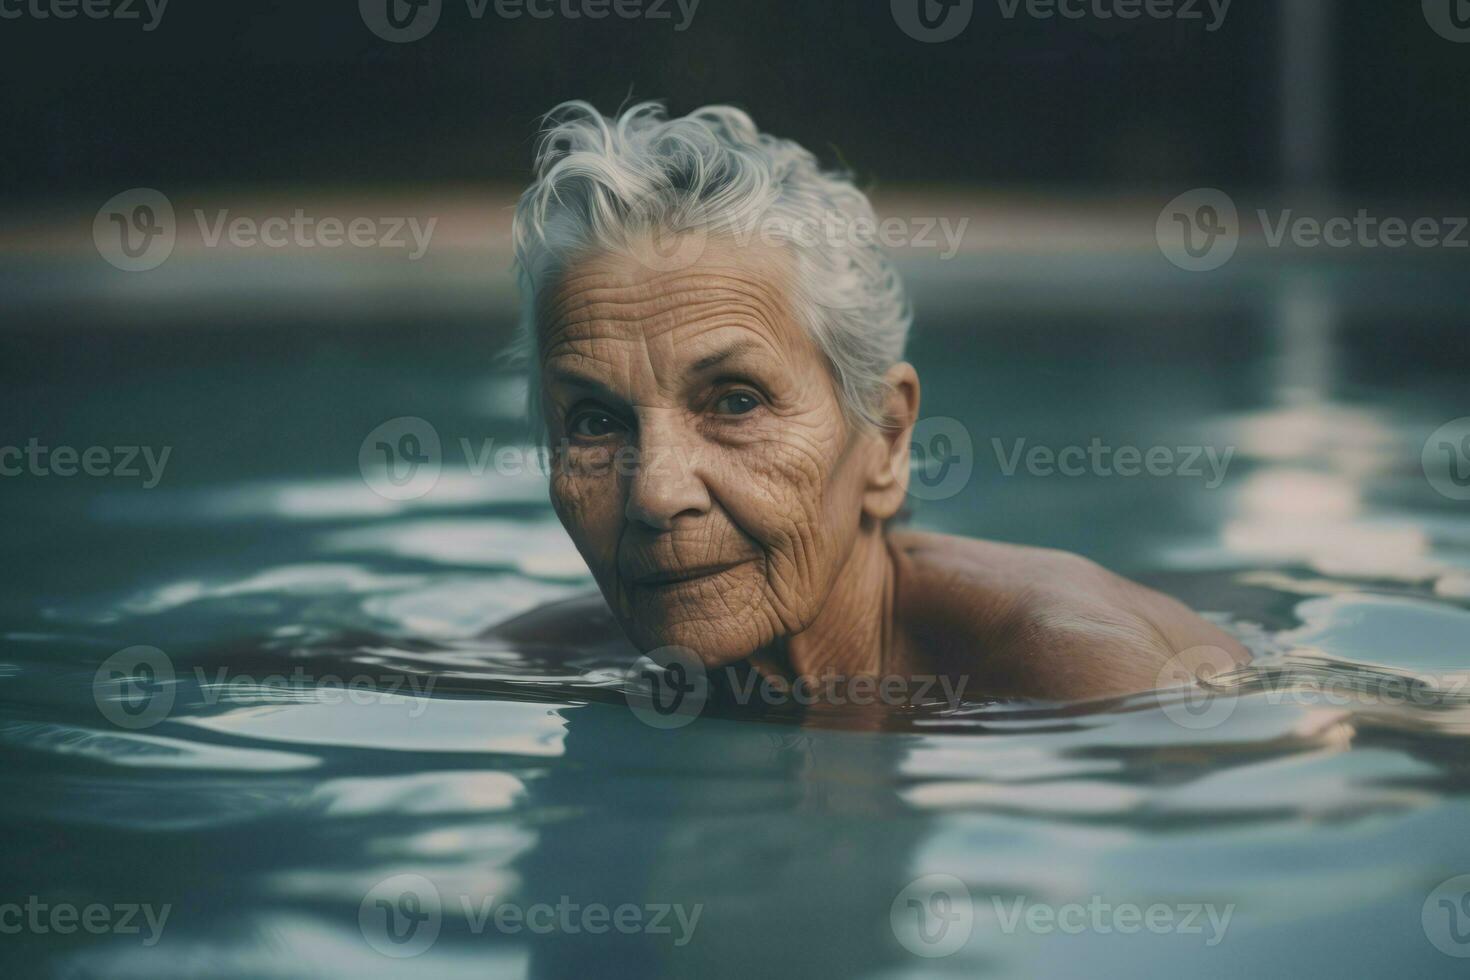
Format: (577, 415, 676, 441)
(1, 1, 1466, 198)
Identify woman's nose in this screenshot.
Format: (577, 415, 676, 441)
(623, 423, 710, 531)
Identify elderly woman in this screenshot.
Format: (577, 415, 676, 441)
(493, 101, 1246, 701)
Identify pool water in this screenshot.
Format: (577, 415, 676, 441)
(3, 262, 1470, 978)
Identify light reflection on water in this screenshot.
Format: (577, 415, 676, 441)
(2, 300, 1469, 978)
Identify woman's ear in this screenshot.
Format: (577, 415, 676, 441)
(861, 362, 921, 521)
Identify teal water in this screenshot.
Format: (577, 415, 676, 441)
(3, 272, 1470, 978)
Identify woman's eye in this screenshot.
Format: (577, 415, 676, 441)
(714, 391, 761, 416)
(568, 411, 625, 438)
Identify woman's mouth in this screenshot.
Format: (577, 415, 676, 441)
(631, 559, 753, 590)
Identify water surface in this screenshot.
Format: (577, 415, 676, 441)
(3, 262, 1470, 978)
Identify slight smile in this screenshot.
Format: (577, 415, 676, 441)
(632, 559, 754, 590)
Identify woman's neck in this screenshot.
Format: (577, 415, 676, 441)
(751, 525, 902, 684)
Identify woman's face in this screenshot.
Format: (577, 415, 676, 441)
(538, 240, 893, 666)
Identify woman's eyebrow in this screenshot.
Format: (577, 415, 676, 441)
(546, 368, 625, 404)
(689, 340, 765, 374)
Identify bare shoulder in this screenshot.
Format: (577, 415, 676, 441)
(888, 530, 1249, 700)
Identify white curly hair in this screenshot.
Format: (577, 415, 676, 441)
(508, 100, 913, 438)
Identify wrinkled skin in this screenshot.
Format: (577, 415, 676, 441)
(494, 238, 1247, 700)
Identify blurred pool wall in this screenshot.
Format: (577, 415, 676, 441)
(4, 1, 1468, 335)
